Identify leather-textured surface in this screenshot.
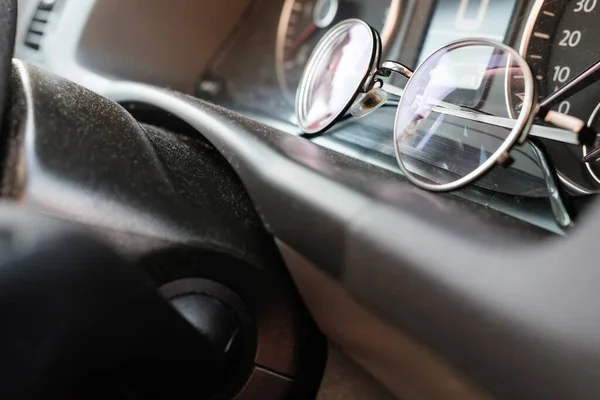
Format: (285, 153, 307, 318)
(6, 61, 326, 397)
(9, 61, 278, 268)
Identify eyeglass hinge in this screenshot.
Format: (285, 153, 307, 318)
(378, 61, 414, 79)
(497, 152, 515, 168)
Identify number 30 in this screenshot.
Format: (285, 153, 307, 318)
(574, 0, 597, 13)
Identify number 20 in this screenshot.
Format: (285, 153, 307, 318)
(559, 30, 582, 47)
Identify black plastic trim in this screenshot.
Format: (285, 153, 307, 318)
(6, 62, 326, 398)
(99, 79, 600, 399)
(8, 61, 598, 397)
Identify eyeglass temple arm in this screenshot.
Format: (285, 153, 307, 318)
(536, 106, 596, 148)
(396, 102, 589, 147)
(378, 62, 596, 152)
(528, 140, 574, 229)
(379, 67, 595, 149)
(381, 90, 595, 149)
(373, 62, 578, 228)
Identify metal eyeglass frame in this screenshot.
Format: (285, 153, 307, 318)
(296, 19, 597, 228)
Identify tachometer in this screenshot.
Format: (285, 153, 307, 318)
(515, 0, 600, 192)
(275, 0, 402, 103)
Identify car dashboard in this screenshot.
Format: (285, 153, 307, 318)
(14, 0, 600, 234)
(12, 1, 600, 398)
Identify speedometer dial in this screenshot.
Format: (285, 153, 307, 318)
(276, 0, 402, 103)
(516, 0, 600, 193)
(519, 0, 600, 115)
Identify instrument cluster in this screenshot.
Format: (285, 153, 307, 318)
(197, 0, 600, 198)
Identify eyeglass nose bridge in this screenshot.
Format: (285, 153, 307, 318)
(348, 60, 415, 120)
(378, 61, 414, 80)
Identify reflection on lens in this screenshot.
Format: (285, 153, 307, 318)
(394, 41, 534, 190)
(296, 19, 376, 134)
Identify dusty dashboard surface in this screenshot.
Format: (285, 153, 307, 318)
(14, 0, 600, 233)
(194, 0, 600, 233)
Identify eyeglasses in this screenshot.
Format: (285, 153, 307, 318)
(295, 19, 596, 227)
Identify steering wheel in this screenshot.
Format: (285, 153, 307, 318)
(0, 1, 325, 398)
(0, 2, 239, 390)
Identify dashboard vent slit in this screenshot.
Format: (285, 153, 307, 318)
(24, 0, 58, 51)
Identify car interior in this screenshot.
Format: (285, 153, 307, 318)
(2, 0, 600, 398)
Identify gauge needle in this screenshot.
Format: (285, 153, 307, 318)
(538, 60, 600, 163)
(583, 146, 600, 162)
(288, 22, 318, 56)
(541, 59, 600, 108)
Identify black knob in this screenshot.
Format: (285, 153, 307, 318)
(169, 293, 242, 368)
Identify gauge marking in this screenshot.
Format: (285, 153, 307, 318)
(530, 54, 542, 59)
(514, 0, 600, 194)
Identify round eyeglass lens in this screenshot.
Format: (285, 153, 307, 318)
(393, 40, 535, 191)
(296, 19, 376, 134)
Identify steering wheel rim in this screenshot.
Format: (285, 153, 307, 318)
(0, 0, 17, 127)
